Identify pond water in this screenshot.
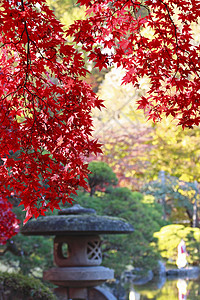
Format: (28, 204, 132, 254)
(130, 276, 200, 300)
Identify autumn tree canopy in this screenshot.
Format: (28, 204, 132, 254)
(69, 0, 200, 128)
(0, 0, 103, 244)
(1, 0, 200, 243)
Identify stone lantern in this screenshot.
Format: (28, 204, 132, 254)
(21, 204, 134, 300)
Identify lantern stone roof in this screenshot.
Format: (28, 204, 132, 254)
(21, 204, 134, 236)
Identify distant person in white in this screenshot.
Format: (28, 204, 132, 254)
(176, 239, 188, 269)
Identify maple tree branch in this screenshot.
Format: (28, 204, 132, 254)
(132, 0, 179, 73)
(158, 0, 180, 78)
(21, 0, 31, 88)
(0, 28, 26, 49)
(158, 1, 199, 81)
(30, 39, 57, 63)
(158, 0, 179, 45)
(158, 1, 200, 82)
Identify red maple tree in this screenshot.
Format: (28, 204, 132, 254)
(0, 0, 103, 244)
(69, 0, 200, 128)
(1, 0, 200, 243)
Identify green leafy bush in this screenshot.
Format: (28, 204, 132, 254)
(154, 224, 200, 266)
(88, 161, 118, 196)
(0, 271, 56, 300)
(0, 204, 54, 276)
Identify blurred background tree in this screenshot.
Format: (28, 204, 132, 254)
(75, 162, 167, 277)
(46, 0, 86, 29)
(142, 173, 199, 226)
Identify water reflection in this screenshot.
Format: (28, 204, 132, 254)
(132, 276, 200, 300)
(177, 279, 187, 300)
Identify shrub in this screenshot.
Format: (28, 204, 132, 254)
(0, 271, 56, 300)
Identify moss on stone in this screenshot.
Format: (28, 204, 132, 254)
(0, 271, 56, 300)
(21, 214, 134, 236)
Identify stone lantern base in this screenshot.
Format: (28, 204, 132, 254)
(43, 266, 114, 287)
(44, 266, 116, 300)
(54, 286, 117, 300)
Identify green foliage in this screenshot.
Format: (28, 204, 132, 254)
(88, 161, 118, 196)
(1, 234, 54, 276)
(154, 224, 200, 266)
(1, 196, 73, 277)
(76, 185, 166, 277)
(143, 174, 197, 224)
(0, 271, 56, 300)
(0, 202, 55, 276)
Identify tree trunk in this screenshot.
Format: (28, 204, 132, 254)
(193, 181, 199, 228)
(160, 170, 166, 220)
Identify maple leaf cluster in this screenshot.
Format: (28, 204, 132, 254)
(0, 0, 103, 242)
(0, 195, 19, 244)
(69, 0, 200, 128)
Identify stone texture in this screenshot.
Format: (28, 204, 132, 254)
(166, 267, 200, 279)
(54, 235, 102, 267)
(21, 214, 134, 235)
(54, 287, 87, 300)
(54, 286, 117, 300)
(59, 204, 96, 215)
(43, 266, 114, 287)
